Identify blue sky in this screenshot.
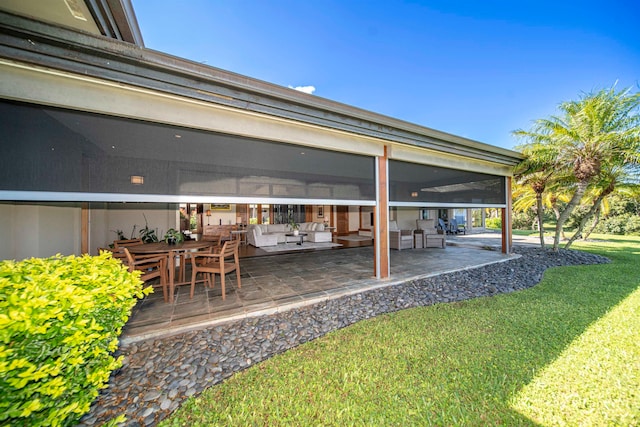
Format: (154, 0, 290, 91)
(132, 1, 639, 150)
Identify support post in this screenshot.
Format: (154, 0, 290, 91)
(501, 176, 513, 254)
(375, 146, 390, 278)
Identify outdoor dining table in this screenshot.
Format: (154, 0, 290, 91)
(128, 240, 212, 303)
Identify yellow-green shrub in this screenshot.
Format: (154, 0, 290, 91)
(0, 252, 151, 426)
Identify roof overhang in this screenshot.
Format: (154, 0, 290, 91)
(0, 11, 523, 170)
(0, 0, 143, 46)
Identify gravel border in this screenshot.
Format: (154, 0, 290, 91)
(79, 247, 609, 426)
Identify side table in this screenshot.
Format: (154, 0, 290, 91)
(414, 230, 424, 249)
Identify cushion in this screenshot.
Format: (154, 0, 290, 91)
(416, 219, 437, 234)
(270, 224, 287, 233)
(389, 220, 399, 231)
(316, 223, 325, 231)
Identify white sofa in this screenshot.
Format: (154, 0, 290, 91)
(246, 222, 332, 247)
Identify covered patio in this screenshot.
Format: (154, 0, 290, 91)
(122, 237, 513, 343)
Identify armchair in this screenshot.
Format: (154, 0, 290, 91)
(122, 247, 169, 301)
(190, 240, 241, 300)
(450, 218, 466, 234)
(416, 219, 446, 248)
(389, 220, 414, 250)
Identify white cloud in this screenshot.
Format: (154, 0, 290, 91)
(288, 85, 316, 95)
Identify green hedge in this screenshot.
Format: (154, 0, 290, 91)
(0, 252, 151, 426)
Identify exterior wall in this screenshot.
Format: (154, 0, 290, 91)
(0, 204, 81, 260)
(0, 202, 180, 260)
(0, 204, 14, 261)
(90, 204, 178, 255)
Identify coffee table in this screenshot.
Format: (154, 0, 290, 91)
(285, 232, 307, 245)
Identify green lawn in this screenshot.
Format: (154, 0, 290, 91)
(161, 236, 640, 426)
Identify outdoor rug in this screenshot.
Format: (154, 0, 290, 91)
(337, 235, 373, 242)
(259, 242, 342, 253)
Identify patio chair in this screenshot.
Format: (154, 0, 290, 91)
(389, 220, 414, 250)
(178, 242, 218, 283)
(190, 239, 241, 300)
(438, 218, 453, 235)
(416, 219, 446, 248)
(122, 247, 169, 302)
(113, 238, 144, 249)
(449, 218, 466, 235)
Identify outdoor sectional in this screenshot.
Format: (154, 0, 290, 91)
(246, 222, 332, 247)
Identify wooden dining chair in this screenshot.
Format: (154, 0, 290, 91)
(114, 238, 144, 250)
(190, 240, 241, 300)
(123, 247, 169, 302)
(178, 243, 216, 283)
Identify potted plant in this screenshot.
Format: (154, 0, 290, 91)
(164, 228, 184, 245)
(289, 219, 300, 236)
(139, 214, 159, 243)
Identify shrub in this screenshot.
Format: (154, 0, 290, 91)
(0, 252, 151, 426)
(485, 217, 502, 229)
(512, 211, 536, 230)
(595, 213, 640, 235)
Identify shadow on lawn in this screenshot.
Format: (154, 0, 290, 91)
(345, 240, 640, 425)
(461, 241, 640, 424)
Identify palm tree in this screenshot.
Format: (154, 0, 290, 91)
(564, 165, 621, 248)
(513, 141, 571, 248)
(513, 171, 551, 248)
(514, 86, 640, 251)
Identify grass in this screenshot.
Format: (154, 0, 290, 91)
(161, 236, 640, 426)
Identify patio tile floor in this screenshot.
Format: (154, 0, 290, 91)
(121, 239, 515, 344)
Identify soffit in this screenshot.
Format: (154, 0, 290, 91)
(0, 0, 143, 45)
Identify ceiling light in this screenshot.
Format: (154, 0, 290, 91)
(130, 175, 144, 185)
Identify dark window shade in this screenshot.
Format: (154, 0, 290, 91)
(389, 160, 506, 205)
(0, 100, 375, 201)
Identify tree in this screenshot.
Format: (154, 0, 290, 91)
(514, 86, 640, 251)
(580, 174, 640, 240)
(513, 142, 573, 248)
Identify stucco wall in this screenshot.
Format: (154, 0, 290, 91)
(0, 203, 179, 260)
(90, 203, 178, 254)
(0, 203, 80, 261)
